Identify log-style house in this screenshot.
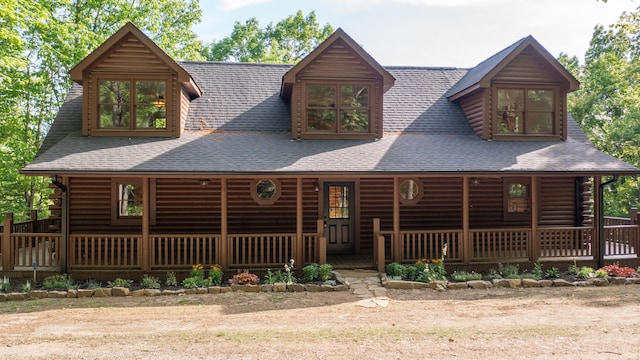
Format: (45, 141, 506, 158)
(10, 23, 640, 278)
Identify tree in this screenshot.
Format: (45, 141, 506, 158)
(0, 0, 203, 221)
(561, 9, 640, 216)
(201, 10, 334, 63)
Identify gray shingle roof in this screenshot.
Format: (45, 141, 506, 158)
(26, 60, 638, 176)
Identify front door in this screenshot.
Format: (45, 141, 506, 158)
(324, 182, 355, 253)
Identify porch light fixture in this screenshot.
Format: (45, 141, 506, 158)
(199, 179, 210, 188)
(50, 174, 67, 192)
(153, 95, 165, 108)
(314, 181, 319, 192)
(471, 178, 480, 187)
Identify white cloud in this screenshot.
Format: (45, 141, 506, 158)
(389, 0, 508, 7)
(218, 0, 272, 12)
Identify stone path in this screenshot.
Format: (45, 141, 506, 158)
(334, 269, 389, 308)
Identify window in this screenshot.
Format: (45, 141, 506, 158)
(504, 178, 530, 220)
(111, 180, 142, 225)
(251, 179, 281, 205)
(398, 178, 423, 205)
(496, 87, 555, 135)
(98, 79, 167, 130)
(328, 185, 350, 219)
(306, 83, 370, 133)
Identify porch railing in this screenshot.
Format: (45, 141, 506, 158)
(471, 228, 530, 260)
(228, 233, 295, 268)
(539, 227, 593, 257)
(12, 233, 61, 269)
(69, 234, 141, 269)
(151, 234, 220, 268)
(604, 225, 638, 256)
(401, 230, 462, 262)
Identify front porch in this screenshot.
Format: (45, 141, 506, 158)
(1, 212, 638, 277)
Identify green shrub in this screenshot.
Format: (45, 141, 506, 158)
(532, 261, 543, 280)
(182, 264, 212, 288)
(42, 274, 74, 290)
(567, 262, 579, 275)
(451, 271, 482, 282)
(140, 274, 161, 289)
(0, 276, 10, 292)
(416, 259, 447, 283)
(545, 267, 559, 279)
(577, 266, 595, 279)
(405, 265, 420, 281)
(303, 263, 319, 282)
(386, 262, 405, 279)
(595, 269, 608, 278)
(209, 265, 223, 286)
(165, 272, 178, 286)
(498, 263, 519, 278)
(263, 269, 286, 284)
(107, 278, 133, 288)
(318, 263, 333, 281)
(22, 280, 31, 293)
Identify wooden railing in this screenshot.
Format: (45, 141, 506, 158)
(303, 233, 319, 264)
(228, 233, 294, 268)
(69, 234, 141, 269)
(539, 227, 593, 258)
(11, 233, 61, 268)
(604, 225, 638, 256)
(471, 228, 530, 260)
(151, 234, 220, 268)
(401, 230, 462, 262)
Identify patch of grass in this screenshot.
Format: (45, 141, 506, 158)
(451, 271, 482, 282)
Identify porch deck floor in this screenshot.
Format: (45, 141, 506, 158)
(327, 253, 375, 270)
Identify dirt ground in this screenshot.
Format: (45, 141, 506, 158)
(0, 285, 638, 360)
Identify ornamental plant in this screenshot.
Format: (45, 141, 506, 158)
(107, 278, 133, 288)
(229, 270, 259, 285)
(182, 264, 212, 288)
(209, 264, 224, 286)
(599, 263, 637, 278)
(318, 263, 333, 282)
(303, 263, 319, 282)
(283, 259, 296, 284)
(140, 274, 161, 289)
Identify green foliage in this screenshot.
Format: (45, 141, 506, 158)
(546, 267, 560, 279)
(567, 262, 579, 275)
(107, 278, 133, 288)
(302, 263, 319, 282)
(0, 0, 204, 220)
(532, 261, 543, 280)
(559, 9, 640, 216)
(263, 269, 286, 284)
(22, 280, 31, 293)
(497, 263, 520, 279)
(42, 274, 74, 290)
(0, 277, 10, 292)
(386, 262, 406, 279)
(318, 263, 333, 282)
(202, 10, 333, 64)
(577, 266, 595, 279)
(451, 271, 482, 282)
(140, 274, 161, 289)
(165, 271, 178, 287)
(595, 269, 608, 278)
(209, 265, 223, 286)
(182, 264, 212, 288)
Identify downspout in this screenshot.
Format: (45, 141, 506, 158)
(598, 175, 619, 268)
(50, 176, 68, 273)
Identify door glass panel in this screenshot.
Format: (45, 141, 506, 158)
(328, 185, 349, 219)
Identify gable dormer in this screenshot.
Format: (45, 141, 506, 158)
(281, 28, 395, 140)
(447, 36, 579, 141)
(70, 22, 201, 138)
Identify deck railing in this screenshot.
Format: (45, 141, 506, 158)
(471, 228, 530, 260)
(69, 234, 141, 269)
(539, 227, 593, 258)
(228, 233, 295, 268)
(401, 230, 462, 262)
(604, 225, 638, 256)
(12, 233, 61, 269)
(151, 234, 220, 268)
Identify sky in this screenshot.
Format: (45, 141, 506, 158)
(193, 0, 638, 68)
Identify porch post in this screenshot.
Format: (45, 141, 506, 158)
(60, 187, 68, 273)
(530, 176, 539, 261)
(462, 176, 470, 264)
(631, 208, 638, 257)
(141, 177, 150, 271)
(393, 176, 401, 262)
(317, 219, 326, 264)
(593, 176, 601, 263)
(220, 177, 228, 269)
(2, 213, 12, 271)
(295, 177, 304, 266)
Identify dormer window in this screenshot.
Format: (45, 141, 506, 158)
(98, 78, 168, 130)
(306, 83, 371, 133)
(496, 86, 556, 135)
